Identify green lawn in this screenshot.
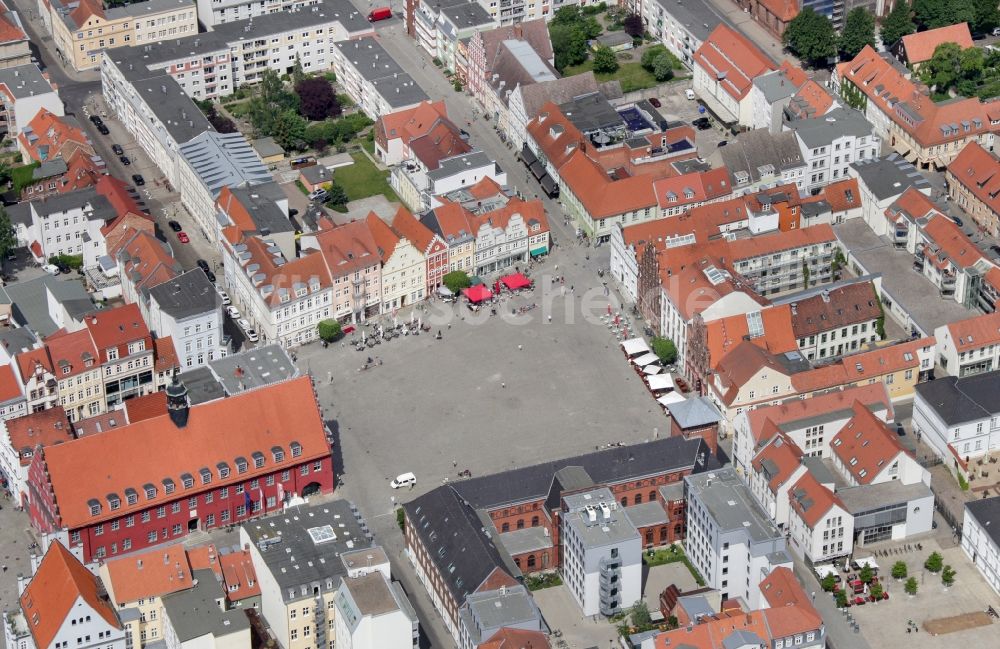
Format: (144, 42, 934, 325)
(334, 152, 398, 203)
(563, 59, 658, 93)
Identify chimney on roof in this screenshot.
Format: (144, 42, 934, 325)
(165, 372, 190, 428)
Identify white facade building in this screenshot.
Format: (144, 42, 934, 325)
(333, 38, 430, 121)
(963, 497, 1000, 596)
(0, 64, 63, 137)
(146, 270, 227, 369)
(195, 0, 318, 29)
(934, 311, 1000, 378)
(8, 188, 112, 267)
(684, 468, 791, 609)
(913, 370, 1000, 466)
(333, 571, 417, 649)
(560, 488, 642, 617)
(787, 108, 880, 194)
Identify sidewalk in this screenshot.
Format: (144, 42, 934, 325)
(701, 0, 801, 67)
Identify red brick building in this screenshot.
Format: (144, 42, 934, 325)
(26, 376, 332, 563)
(402, 437, 711, 640)
(665, 396, 723, 457)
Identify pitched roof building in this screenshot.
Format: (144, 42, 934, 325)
(899, 23, 973, 68)
(946, 141, 1000, 238)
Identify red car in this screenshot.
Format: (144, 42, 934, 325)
(177, 232, 190, 243)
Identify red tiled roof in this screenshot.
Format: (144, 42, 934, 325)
(83, 304, 150, 363)
(788, 470, 842, 528)
(376, 101, 448, 150)
(558, 149, 657, 220)
(186, 544, 222, 576)
(220, 550, 261, 602)
(693, 24, 777, 101)
(104, 544, 192, 604)
(789, 282, 881, 338)
(901, 23, 973, 64)
(653, 167, 732, 209)
(4, 407, 73, 467)
(15, 347, 53, 384)
(946, 310, 1000, 352)
(390, 205, 438, 254)
(68, 0, 104, 27)
(44, 329, 99, 379)
(526, 103, 586, 172)
(792, 337, 932, 393)
(20, 542, 120, 648)
(0, 12, 27, 42)
(37, 376, 329, 528)
(480, 628, 551, 649)
(921, 213, 986, 270)
(0, 362, 23, 405)
(705, 304, 798, 368)
(124, 391, 167, 422)
(408, 119, 472, 170)
(820, 178, 861, 213)
(751, 432, 803, 494)
(830, 401, 908, 485)
(18, 109, 92, 164)
(315, 219, 382, 277)
(365, 212, 402, 262)
(947, 141, 1000, 218)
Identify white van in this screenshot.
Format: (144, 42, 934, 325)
(390, 472, 416, 489)
(685, 89, 696, 100)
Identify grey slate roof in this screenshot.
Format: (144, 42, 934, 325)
(220, 183, 294, 235)
(788, 107, 874, 149)
(668, 396, 722, 429)
(175, 366, 225, 405)
(403, 486, 518, 605)
(208, 344, 299, 395)
(838, 480, 932, 515)
(624, 501, 670, 527)
(33, 158, 69, 180)
(130, 75, 213, 145)
(242, 500, 373, 603)
(0, 327, 37, 356)
(148, 269, 219, 320)
(717, 129, 805, 183)
(518, 72, 600, 122)
(0, 64, 55, 99)
(301, 165, 333, 186)
(460, 584, 542, 645)
(966, 495, 1000, 548)
(335, 37, 429, 108)
(0, 276, 93, 337)
(914, 371, 1000, 426)
(450, 436, 707, 509)
(653, 0, 735, 43)
(849, 153, 930, 201)
(179, 132, 271, 198)
(753, 68, 803, 104)
(252, 137, 285, 159)
(7, 187, 114, 225)
(497, 526, 553, 555)
(426, 151, 496, 182)
(161, 569, 250, 642)
(685, 468, 782, 544)
(559, 92, 622, 134)
(341, 571, 400, 617)
(440, 1, 493, 28)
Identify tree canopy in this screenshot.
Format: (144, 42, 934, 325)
(839, 8, 876, 59)
(652, 337, 677, 364)
(0, 207, 16, 261)
(783, 8, 837, 67)
(623, 13, 644, 38)
(443, 270, 472, 294)
(317, 319, 342, 342)
(548, 6, 602, 71)
(919, 42, 985, 97)
(592, 46, 619, 73)
(651, 54, 675, 81)
(295, 77, 342, 122)
(880, 0, 915, 48)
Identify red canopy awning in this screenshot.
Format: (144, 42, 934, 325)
(501, 273, 531, 290)
(462, 285, 493, 303)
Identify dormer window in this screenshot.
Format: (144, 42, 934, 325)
(107, 348, 118, 361)
(143, 484, 156, 499)
(252, 451, 265, 469)
(290, 442, 302, 458)
(236, 457, 248, 474)
(217, 462, 230, 479)
(108, 494, 120, 510)
(89, 499, 101, 516)
(199, 468, 212, 485)
(125, 488, 138, 505)
(181, 473, 194, 489)
(128, 341, 145, 355)
(163, 478, 175, 494)
(272, 446, 285, 462)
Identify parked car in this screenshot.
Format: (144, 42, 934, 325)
(112, 144, 124, 156)
(237, 317, 252, 331)
(685, 89, 696, 100)
(648, 97, 661, 108)
(218, 290, 232, 306)
(89, 115, 103, 125)
(42, 263, 61, 276)
(226, 306, 241, 319)
(368, 6, 392, 20)
(951, 215, 964, 227)
(205, 270, 216, 283)
(308, 188, 328, 202)
(692, 117, 711, 130)
(132, 174, 145, 186)
(390, 472, 416, 489)
(119, 155, 131, 166)
(196, 259, 210, 273)
(717, 140, 728, 147)
(97, 124, 110, 135)
(177, 232, 190, 243)
(245, 328, 259, 343)
(167, 220, 182, 232)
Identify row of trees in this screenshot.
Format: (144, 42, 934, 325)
(785, 0, 1000, 69)
(243, 70, 345, 150)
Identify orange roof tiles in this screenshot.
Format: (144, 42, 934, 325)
(83, 304, 150, 362)
(390, 206, 438, 253)
(408, 119, 472, 170)
(0, 362, 23, 405)
(45, 329, 99, 379)
(4, 407, 73, 466)
(314, 219, 382, 276)
(237, 237, 332, 307)
(0, 11, 27, 42)
(38, 376, 328, 528)
(376, 100, 448, 150)
(788, 80, 835, 120)
(480, 628, 551, 649)
(220, 550, 261, 602)
(837, 45, 992, 149)
(820, 178, 861, 213)
(526, 103, 586, 171)
(761, 566, 811, 609)
(792, 336, 931, 392)
(154, 336, 179, 373)
(20, 542, 120, 648)
(751, 433, 803, 494)
(471, 197, 549, 234)
(947, 141, 1000, 217)
(68, 0, 104, 27)
(124, 391, 168, 422)
(653, 167, 732, 210)
(186, 544, 222, 576)
(921, 213, 986, 270)
(104, 544, 193, 604)
(727, 223, 836, 261)
(558, 149, 657, 219)
(15, 346, 53, 383)
(693, 24, 777, 101)
(946, 310, 1000, 352)
(745, 383, 892, 446)
(705, 305, 798, 368)
(365, 212, 403, 262)
(18, 109, 92, 164)
(830, 401, 908, 485)
(788, 470, 843, 528)
(901, 23, 973, 65)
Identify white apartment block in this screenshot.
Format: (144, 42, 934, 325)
(787, 108, 880, 194)
(913, 370, 1000, 466)
(8, 187, 111, 267)
(196, 0, 319, 29)
(963, 497, 1000, 596)
(333, 571, 417, 649)
(333, 38, 429, 121)
(560, 488, 642, 617)
(684, 469, 791, 609)
(634, 0, 711, 68)
(934, 311, 1000, 377)
(146, 270, 228, 369)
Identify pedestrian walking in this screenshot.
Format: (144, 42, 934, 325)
(453, 460, 458, 468)
(501, 382, 506, 389)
